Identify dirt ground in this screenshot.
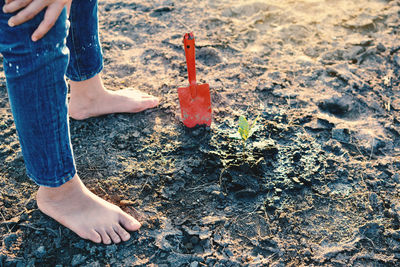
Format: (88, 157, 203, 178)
(1, 0, 400, 266)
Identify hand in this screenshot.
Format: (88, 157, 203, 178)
(2, 0, 71, 42)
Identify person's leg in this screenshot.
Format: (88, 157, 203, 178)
(66, 0, 159, 120)
(0, 4, 140, 244)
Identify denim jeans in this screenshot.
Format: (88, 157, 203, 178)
(0, 0, 103, 187)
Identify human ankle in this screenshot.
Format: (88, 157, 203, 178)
(37, 175, 83, 202)
(69, 75, 106, 99)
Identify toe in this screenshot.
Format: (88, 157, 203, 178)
(80, 229, 102, 244)
(143, 98, 159, 108)
(114, 224, 131, 242)
(119, 212, 141, 232)
(97, 229, 112, 245)
(107, 227, 121, 244)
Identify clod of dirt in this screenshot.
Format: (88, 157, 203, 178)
(318, 95, 355, 118)
(197, 47, 222, 66)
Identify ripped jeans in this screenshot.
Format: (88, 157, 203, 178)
(0, 0, 103, 187)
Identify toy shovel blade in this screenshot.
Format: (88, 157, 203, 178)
(178, 83, 212, 128)
(178, 33, 212, 128)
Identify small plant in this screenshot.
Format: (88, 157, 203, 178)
(237, 114, 260, 152)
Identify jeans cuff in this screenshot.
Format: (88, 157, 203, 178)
(66, 63, 104, 82)
(28, 168, 77, 188)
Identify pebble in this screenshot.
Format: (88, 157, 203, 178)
(201, 215, 226, 225)
(132, 130, 140, 138)
(35, 246, 46, 258)
(377, 43, 386, 52)
(332, 128, 350, 143)
(190, 261, 199, 267)
(358, 222, 383, 239)
(234, 188, 258, 199)
(190, 236, 199, 245)
(292, 177, 301, 184)
(392, 99, 400, 110)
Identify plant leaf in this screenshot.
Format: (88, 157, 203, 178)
(248, 123, 261, 138)
(238, 115, 249, 141)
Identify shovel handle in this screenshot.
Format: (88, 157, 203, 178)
(183, 33, 196, 86)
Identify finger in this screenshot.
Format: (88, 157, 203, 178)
(3, 0, 33, 13)
(31, 3, 64, 41)
(7, 0, 47, 27)
(5, 0, 15, 5)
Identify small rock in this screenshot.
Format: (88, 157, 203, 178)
(35, 246, 46, 258)
(234, 188, 258, 199)
(332, 128, 350, 143)
(304, 118, 334, 130)
(190, 261, 199, 267)
(201, 215, 226, 225)
(190, 236, 199, 245)
(252, 139, 278, 155)
(377, 43, 386, 52)
(119, 199, 135, 206)
(359, 222, 383, 239)
(132, 131, 140, 138)
(292, 177, 301, 184)
(345, 14, 375, 28)
(392, 99, 400, 111)
(344, 46, 365, 60)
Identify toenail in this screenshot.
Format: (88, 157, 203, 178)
(131, 221, 140, 228)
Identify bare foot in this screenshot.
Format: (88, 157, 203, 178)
(36, 174, 141, 244)
(68, 74, 159, 120)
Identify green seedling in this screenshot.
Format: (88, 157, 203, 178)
(237, 115, 260, 152)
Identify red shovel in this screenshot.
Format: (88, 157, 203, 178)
(178, 33, 212, 128)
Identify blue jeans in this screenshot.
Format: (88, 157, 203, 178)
(0, 0, 103, 187)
